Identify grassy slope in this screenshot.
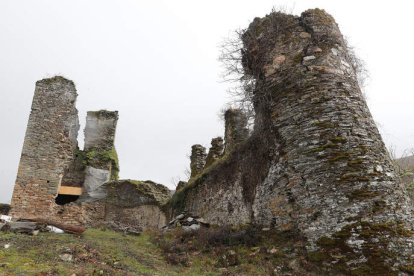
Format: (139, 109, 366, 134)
(0, 227, 321, 276)
(0, 229, 197, 276)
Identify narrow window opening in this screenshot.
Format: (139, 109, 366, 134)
(55, 194, 79, 205)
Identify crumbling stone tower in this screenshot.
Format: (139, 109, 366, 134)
(11, 77, 80, 219)
(10, 76, 119, 224)
(80, 111, 119, 201)
(10, 76, 171, 231)
(172, 9, 414, 273)
(189, 144, 207, 178)
(205, 137, 224, 168)
(224, 109, 249, 153)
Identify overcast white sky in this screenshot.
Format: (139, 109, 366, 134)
(1, 0, 413, 203)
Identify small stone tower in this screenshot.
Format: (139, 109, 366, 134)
(224, 109, 249, 153)
(81, 110, 119, 201)
(205, 137, 224, 168)
(190, 144, 207, 178)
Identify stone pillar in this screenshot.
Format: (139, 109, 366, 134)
(176, 181, 187, 191)
(190, 144, 207, 178)
(242, 9, 414, 272)
(82, 110, 119, 200)
(205, 137, 224, 168)
(10, 76, 80, 219)
(224, 109, 248, 153)
(84, 110, 118, 152)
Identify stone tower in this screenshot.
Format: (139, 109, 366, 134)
(189, 144, 207, 178)
(10, 76, 80, 219)
(9, 76, 172, 231)
(172, 9, 414, 273)
(81, 110, 119, 201)
(10, 76, 119, 225)
(205, 137, 224, 168)
(224, 109, 249, 153)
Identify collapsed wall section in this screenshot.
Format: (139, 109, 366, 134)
(102, 180, 171, 230)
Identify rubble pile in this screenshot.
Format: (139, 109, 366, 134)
(104, 221, 142, 236)
(163, 213, 210, 231)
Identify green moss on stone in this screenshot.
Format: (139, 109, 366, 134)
(308, 221, 413, 275)
(37, 76, 74, 86)
(328, 152, 350, 163)
(400, 264, 414, 274)
(306, 142, 338, 154)
(84, 147, 120, 180)
(313, 121, 337, 128)
(307, 251, 329, 262)
(106, 179, 171, 207)
(87, 110, 118, 120)
(347, 188, 381, 200)
(331, 136, 347, 144)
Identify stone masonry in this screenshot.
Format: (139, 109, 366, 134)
(204, 137, 224, 168)
(224, 109, 249, 153)
(189, 144, 207, 178)
(10, 76, 80, 220)
(10, 76, 170, 230)
(171, 9, 414, 273)
(81, 110, 119, 201)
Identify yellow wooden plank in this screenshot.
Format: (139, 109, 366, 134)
(58, 186, 83, 196)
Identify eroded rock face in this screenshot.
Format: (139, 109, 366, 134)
(172, 9, 414, 272)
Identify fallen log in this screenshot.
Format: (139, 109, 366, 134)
(18, 218, 86, 234)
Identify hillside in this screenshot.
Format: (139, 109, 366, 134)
(0, 227, 328, 275)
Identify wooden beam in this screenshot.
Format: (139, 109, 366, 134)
(58, 186, 83, 196)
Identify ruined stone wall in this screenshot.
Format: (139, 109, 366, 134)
(10, 77, 169, 231)
(224, 109, 249, 153)
(61, 151, 86, 187)
(172, 9, 414, 272)
(100, 180, 170, 230)
(189, 144, 206, 178)
(10, 76, 80, 219)
(84, 111, 118, 152)
(205, 137, 224, 168)
(81, 111, 119, 200)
